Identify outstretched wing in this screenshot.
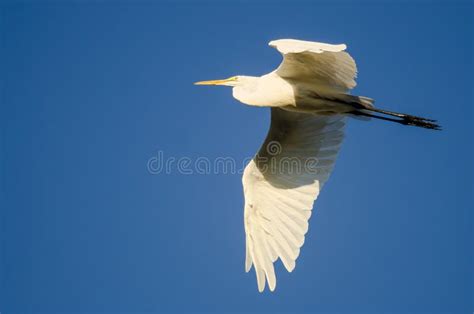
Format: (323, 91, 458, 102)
(242, 108, 346, 292)
(269, 39, 357, 92)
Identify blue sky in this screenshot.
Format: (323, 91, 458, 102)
(1, 1, 472, 313)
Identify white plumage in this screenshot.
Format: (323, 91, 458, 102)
(195, 38, 439, 292)
(242, 111, 345, 292)
(270, 39, 357, 91)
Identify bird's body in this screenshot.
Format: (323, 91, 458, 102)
(232, 72, 361, 115)
(195, 39, 439, 292)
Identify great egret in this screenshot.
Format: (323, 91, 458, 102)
(195, 39, 440, 292)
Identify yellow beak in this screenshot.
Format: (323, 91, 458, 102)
(194, 76, 237, 85)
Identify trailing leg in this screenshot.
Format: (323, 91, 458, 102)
(352, 110, 441, 130)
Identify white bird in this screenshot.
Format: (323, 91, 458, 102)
(195, 39, 439, 292)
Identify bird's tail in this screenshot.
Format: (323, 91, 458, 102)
(351, 107, 441, 130)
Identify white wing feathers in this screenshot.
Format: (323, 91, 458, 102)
(269, 39, 357, 91)
(243, 108, 346, 292)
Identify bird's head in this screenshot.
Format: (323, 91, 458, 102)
(195, 75, 262, 106)
(194, 75, 252, 87)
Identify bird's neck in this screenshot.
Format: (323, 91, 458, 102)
(232, 76, 266, 107)
(232, 74, 294, 107)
